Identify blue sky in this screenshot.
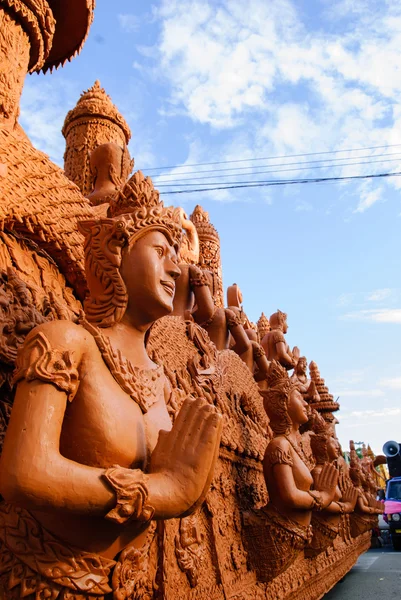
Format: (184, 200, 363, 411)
(20, 0, 401, 455)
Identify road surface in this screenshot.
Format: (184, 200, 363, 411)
(324, 546, 401, 599)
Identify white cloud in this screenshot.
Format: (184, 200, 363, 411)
(331, 369, 367, 385)
(295, 200, 312, 212)
(366, 288, 392, 302)
(148, 0, 401, 211)
(340, 407, 401, 420)
(19, 79, 76, 166)
(336, 389, 385, 398)
(341, 308, 401, 323)
(380, 376, 401, 390)
(154, 139, 233, 202)
(118, 14, 140, 33)
(336, 292, 356, 307)
(353, 184, 383, 213)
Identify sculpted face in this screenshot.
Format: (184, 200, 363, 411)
(120, 230, 181, 325)
(327, 436, 340, 461)
(282, 319, 288, 334)
(288, 388, 309, 426)
(297, 358, 307, 375)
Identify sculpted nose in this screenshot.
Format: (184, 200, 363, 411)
(167, 260, 181, 281)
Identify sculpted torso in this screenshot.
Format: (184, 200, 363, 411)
(264, 437, 313, 527)
(59, 328, 171, 470)
(3, 320, 172, 558)
(261, 368, 338, 530)
(261, 312, 295, 370)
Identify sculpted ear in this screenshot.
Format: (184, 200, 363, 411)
(78, 220, 97, 236)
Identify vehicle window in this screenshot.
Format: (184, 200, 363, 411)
(387, 481, 401, 500)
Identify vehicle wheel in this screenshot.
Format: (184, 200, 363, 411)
(391, 535, 401, 551)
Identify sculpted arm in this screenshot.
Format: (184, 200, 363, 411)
(275, 341, 296, 369)
(0, 378, 117, 515)
(0, 324, 116, 516)
(252, 341, 270, 381)
(356, 494, 375, 513)
(271, 463, 317, 510)
(0, 323, 223, 522)
(265, 441, 316, 510)
(189, 265, 216, 324)
(265, 441, 338, 511)
(225, 308, 251, 356)
(311, 475, 357, 514)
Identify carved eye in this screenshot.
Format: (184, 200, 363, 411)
(155, 246, 164, 258)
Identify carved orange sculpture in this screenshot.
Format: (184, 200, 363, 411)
(0, 2, 379, 598)
(63, 81, 132, 196)
(190, 205, 223, 308)
(261, 310, 297, 369)
(244, 361, 338, 581)
(0, 173, 223, 598)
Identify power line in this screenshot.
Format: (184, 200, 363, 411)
(159, 170, 401, 195)
(146, 143, 401, 172)
(155, 156, 401, 186)
(152, 150, 401, 179)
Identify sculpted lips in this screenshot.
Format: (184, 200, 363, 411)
(161, 280, 175, 297)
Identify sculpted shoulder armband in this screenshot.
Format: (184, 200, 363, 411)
(13, 331, 80, 402)
(267, 446, 294, 468)
(271, 330, 285, 345)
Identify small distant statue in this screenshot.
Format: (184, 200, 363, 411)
(349, 442, 383, 538)
(226, 284, 270, 383)
(171, 209, 200, 320)
(244, 361, 338, 581)
(290, 356, 320, 402)
(189, 267, 251, 356)
(261, 310, 297, 370)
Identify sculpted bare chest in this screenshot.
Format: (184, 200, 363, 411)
(60, 335, 171, 470)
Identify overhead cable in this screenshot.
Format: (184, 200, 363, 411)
(146, 143, 401, 172)
(159, 170, 401, 195)
(155, 156, 401, 186)
(152, 151, 401, 179)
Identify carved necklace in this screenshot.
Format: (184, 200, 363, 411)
(284, 434, 308, 464)
(81, 318, 164, 414)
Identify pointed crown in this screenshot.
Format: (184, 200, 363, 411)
(105, 171, 182, 249)
(190, 205, 220, 243)
(257, 312, 270, 338)
(63, 80, 131, 143)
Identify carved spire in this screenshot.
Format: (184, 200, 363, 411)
(190, 205, 223, 307)
(63, 81, 132, 196)
(309, 361, 340, 414)
(257, 312, 270, 340)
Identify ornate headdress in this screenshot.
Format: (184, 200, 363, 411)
(262, 360, 297, 436)
(349, 440, 363, 486)
(309, 411, 332, 464)
(78, 171, 182, 327)
(269, 309, 287, 329)
(257, 312, 270, 340)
